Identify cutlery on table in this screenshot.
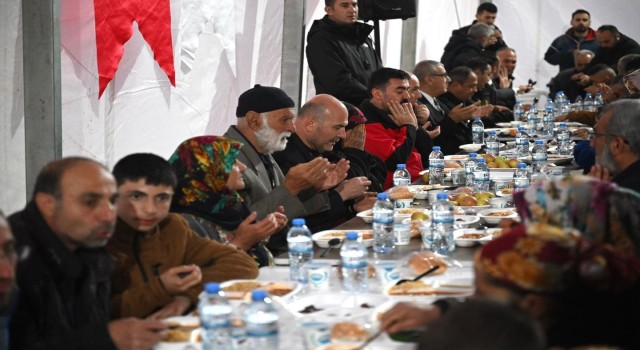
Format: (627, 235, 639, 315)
(394, 265, 440, 286)
(320, 238, 342, 257)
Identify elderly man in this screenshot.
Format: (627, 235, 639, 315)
(412, 60, 478, 155)
(8, 157, 166, 350)
(224, 85, 347, 251)
(453, 2, 506, 54)
(306, 0, 383, 105)
(358, 68, 422, 187)
(549, 49, 594, 101)
(544, 9, 599, 72)
(273, 94, 373, 232)
(441, 22, 493, 71)
(588, 99, 640, 192)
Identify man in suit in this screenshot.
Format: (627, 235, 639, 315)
(224, 85, 348, 251)
(412, 61, 478, 155)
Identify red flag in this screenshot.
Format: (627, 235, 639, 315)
(93, 0, 176, 97)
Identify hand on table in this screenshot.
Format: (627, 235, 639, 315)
(108, 318, 166, 350)
(159, 265, 202, 295)
(147, 296, 192, 320)
(380, 302, 442, 334)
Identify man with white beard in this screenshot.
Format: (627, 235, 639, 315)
(588, 99, 640, 193)
(225, 85, 348, 253)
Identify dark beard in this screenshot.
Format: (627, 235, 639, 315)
(575, 25, 587, 34)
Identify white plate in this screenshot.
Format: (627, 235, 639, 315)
(312, 230, 373, 248)
(356, 210, 373, 223)
(408, 183, 449, 191)
(155, 316, 201, 349)
(459, 143, 483, 152)
(453, 215, 480, 228)
(453, 205, 491, 214)
(488, 167, 517, 173)
(496, 122, 512, 128)
(444, 154, 470, 161)
(522, 155, 574, 165)
(219, 279, 300, 301)
(286, 292, 389, 321)
(477, 208, 519, 225)
(453, 228, 498, 247)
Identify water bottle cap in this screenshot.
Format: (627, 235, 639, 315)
(518, 126, 525, 131)
(251, 289, 268, 300)
(488, 130, 496, 136)
(546, 106, 553, 110)
(559, 123, 566, 127)
(469, 152, 477, 157)
(346, 232, 359, 240)
(204, 282, 221, 294)
(396, 164, 406, 169)
(535, 140, 544, 144)
(436, 193, 448, 200)
(376, 192, 389, 200)
(517, 163, 527, 169)
(557, 90, 564, 94)
(292, 218, 306, 226)
(477, 158, 486, 163)
(474, 117, 481, 121)
(433, 146, 441, 151)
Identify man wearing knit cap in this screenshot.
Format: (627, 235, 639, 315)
(225, 85, 348, 253)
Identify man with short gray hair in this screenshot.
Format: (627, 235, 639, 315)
(441, 22, 493, 71)
(589, 99, 640, 192)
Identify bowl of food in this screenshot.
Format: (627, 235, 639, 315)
(312, 230, 374, 248)
(453, 215, 480, 228)
(394, 208, 429, 223)
(477, 208, 518, 225)
(453, 228, 494, 247)
(459, 143, 483, 152)
(356, 209, 373, 223)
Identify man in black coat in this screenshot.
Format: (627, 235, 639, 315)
(8, 157, 165, 350)
(306, 0, 383, 106)
(589, 25, 640, 70)
(452, 2, 507, 55)
(441, 23, 493, 71)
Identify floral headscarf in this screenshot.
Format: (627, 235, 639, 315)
(477, 223, 640, 295)
(169, 136, 247, 230)
(513, 175, 640, 258)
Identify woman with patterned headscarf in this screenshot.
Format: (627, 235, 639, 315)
(169, 136, 287, 267)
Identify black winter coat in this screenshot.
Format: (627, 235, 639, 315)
(306, 16, 383, 106)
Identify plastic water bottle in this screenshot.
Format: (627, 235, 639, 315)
(428, 146, 445, 186)
(573, 95, 583, 111)
(556, 123, 572, 156)
(562, 100, 571, 114)
(471, 117, 484, 144)
(244, 290, 278, 350)
(531, 140, 547, 173)
(513, 163, 531, 190)
(200, 283, 233, 350)
(431, 193, 454, 254)
(287, 218, 313, 283)
(515, 126, 529, 161)
(594, 92, 604, 110)
(513, 101, 524, 122)
(372, 193, 394, 253)
(340, 232, 368, 292)
(554, 91, 566, 111)
(392, 164, 411, 187)
(527, 103, 539, 136)
(583, 93, 594, 112)
(464, 153, 478, 187)
(542, 106, 555, 139)
(473, 158, 490, 192)
(485, 130, 500, 156)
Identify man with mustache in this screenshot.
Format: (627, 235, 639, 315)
(225, 85, 348, 252)
(8, 158, 166, 350)
(273, 94, 374, 232)
(545, 9, 599, 73)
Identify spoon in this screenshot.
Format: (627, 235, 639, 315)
(395, 265, 440, 286)
(320, 238, 341, 257)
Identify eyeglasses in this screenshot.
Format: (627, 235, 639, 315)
(587, 130, 629, 144)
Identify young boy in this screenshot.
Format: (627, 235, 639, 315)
(108, 153, 258, 319)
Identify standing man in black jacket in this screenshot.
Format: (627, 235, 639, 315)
(8, 157, 165, 350)
(306, 0, 383, 106)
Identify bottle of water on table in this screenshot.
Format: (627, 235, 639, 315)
(556, 123, 572, 156)
(515, 126, 529, 162)
(372, 193, 394, 253)
(594, 92, 604, 110)
(431, 193, 454, 254)
(542, 106, 555, 139)
(471, 117, 484, 144)
(244, 289, 279, 350)
(554, 91, 566, 111)
(473, 158, 490, 192)
(340, 232, 369, 292)
(464, 153, 478, 187)
(584, 93, 594, 112)
(287, 218, 313, 283)
(200, 282, 233, 350)
(392, 164, 411, 187)
(485, 130, 499, 156)
(513, 101, 524, 122)
(429, 146, 444, 186)
(531, 140, 547, 173)
(513, 163, 531, 191)
(527, 103, 539, 136)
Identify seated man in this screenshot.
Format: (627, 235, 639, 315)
(273, 94, 374, 232)
(0, 211, 17, 349)
(548, 49, 594, 102)
(407, 71, 440, 168)
(359, 68, 422, 187)
(9, 157, 166, 350)
(466, 57, 513, 128)
(108, 153, 259, 319)
(441, 22, 493, 71)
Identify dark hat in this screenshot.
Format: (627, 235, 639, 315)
(236, 84, 295, 117)
(342, 101, 367, 130)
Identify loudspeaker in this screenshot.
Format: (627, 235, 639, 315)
(358, 0, 417, 21)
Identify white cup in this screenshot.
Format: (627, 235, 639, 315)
(375, 261, 401, 286)
(394, 198, 413, 209)
(393, 221, 411, 245)
(489, 197, 508, 208)
(306, 262, 330, 290)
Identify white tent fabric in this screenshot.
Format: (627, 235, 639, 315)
(2, 0, 640, 213)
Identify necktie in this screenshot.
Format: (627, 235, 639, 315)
(433, 99, 443, 113)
